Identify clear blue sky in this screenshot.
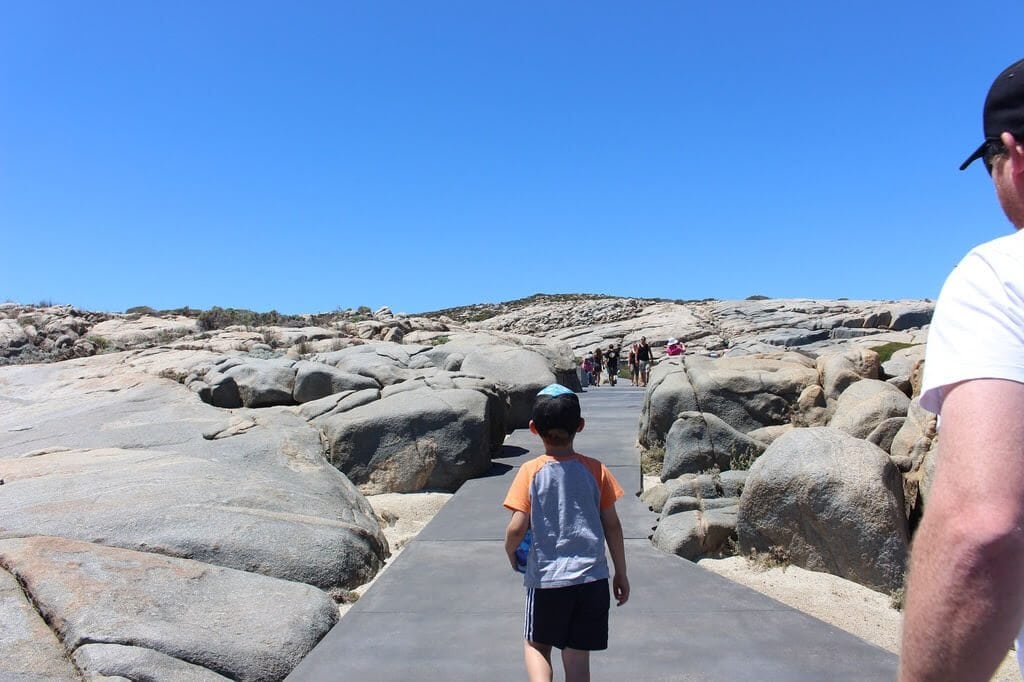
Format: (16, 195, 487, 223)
(2, 2, 1021, 314)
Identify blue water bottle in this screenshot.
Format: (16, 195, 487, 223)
(514, 529, 532, 573)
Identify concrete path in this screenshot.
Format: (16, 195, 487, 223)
(288, 385, 897, 680)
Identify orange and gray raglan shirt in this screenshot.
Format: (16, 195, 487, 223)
(503, 453, 624, 590)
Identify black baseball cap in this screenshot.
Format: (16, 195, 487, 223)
(961, 58, 1024, 171)
(531, 384, 581, 437)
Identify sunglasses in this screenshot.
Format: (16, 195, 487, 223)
(983, 139, 1008, 175)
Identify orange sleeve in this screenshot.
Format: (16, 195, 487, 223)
(580, 457, 624, 510)
(503, 461, 537, 513)
(599, 465, 624, 509)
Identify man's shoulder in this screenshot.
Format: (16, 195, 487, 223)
(966, 229, 1024, 266)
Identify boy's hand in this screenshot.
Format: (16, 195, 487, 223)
(504, 510, 529, 571)
(613, 573, 630, 606)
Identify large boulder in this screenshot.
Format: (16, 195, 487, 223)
(737, 427, 908, 592)
(683, 354, 819, 433)
(817, 347, 880, 401)
(661, 411, 765, 480)
(651, 507, 738, 560)
(639, 362, 698, 447)
(292, 360, 380, 403)
(314, 344, 416, 386)
(792, 384, 830, 427)
(203, 357, 298, 408)
(461, 346, 559, 430)
(0, 536, 337, 682)
(829, 379, 910, 439)
(640, 354, 819, 447)
(0, 318, 29, 350)
(319, 387, 504, 493)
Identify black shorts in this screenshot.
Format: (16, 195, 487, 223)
(524, 579, 610, 651)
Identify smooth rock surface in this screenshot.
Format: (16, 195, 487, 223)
(0, 536, 338, 682)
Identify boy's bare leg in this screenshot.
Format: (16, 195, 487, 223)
(524, 641, 553, 682)
(562, 648, 591, 682)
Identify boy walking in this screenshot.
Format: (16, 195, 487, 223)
(503, 384, 630, 682)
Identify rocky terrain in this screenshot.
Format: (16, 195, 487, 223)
(0, 295, 935, 679)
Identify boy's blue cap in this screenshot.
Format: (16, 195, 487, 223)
(537, 383, 574, 397)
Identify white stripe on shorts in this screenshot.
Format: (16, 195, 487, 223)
(524, 588, 535, 641)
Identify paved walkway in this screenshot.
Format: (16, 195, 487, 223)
(288, 386, 897, 680)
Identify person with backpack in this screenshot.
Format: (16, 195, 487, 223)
(604, 344, 620, 386)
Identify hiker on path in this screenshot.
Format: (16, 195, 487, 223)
(900, 57, 1024, 681)
(503, 384, 629, 682)
(636, 337, 654, 387)
(604, 344, 620, 386)
(592, 347, 604, 386)
(580, 354, 593, 388)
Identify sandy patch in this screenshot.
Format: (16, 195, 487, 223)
(336, 491, 453, 618)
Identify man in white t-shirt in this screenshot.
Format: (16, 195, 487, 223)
(900, 58, 1024, 681)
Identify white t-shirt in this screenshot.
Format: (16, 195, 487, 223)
(920, 229, 1024, 413)
(918, 228, 1024, 671)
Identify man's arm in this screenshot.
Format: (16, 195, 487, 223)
(600, 504, 629, 606)
(504, 510, 529, 571)
(900, 378, 1024, 681)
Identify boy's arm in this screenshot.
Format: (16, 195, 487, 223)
(600, 504, 629, 606)
(504, 510, 529, 571)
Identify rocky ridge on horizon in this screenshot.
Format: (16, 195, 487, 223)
(1, 294, 934, 366)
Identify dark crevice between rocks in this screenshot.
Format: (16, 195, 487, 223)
(0, 556, 86, 680)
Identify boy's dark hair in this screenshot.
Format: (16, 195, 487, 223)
(532, 384, 581, 446)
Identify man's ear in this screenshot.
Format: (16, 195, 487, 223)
(576, 417, 585, 433)
(1001, 132, 1024, 177)
(529, 420, 539, 435)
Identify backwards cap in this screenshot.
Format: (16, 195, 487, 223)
(961, 57, 1024, 170)
(532, 383, 581, 437)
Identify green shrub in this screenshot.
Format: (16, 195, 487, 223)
(889, 585, 905, 611)
(728, 443, 760, 471)
(262, 330, 281, 347)
(748, 545, 791, 570)
(641, 445, 665, 476)
(745, 294, 770, 301)
(869, 341, 917, 364)
(86, 335, 110, 350)
(126, 306, 157, 315)
(196, 306, 306, 332)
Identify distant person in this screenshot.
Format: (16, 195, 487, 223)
(604, 344, 620, 386)
(636, 337, 653, 387)
(665, 338, 685, 357)
(580, 354, 593, 388)
(900, 57, 1024, 681)
(592, 347, 604, 386)
(628, 343, 640, 386)
(503, 384, 629, 682)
